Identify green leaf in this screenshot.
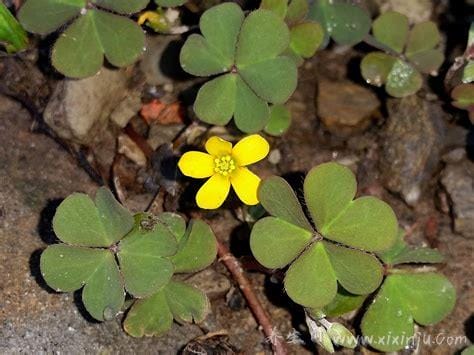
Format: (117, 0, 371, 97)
(93, 0, 148, 14)
(405, 21, 440, 57)
(18, 0, 85, 35)
(258, 176, 312, 231)
(290, 22, 324, 58)
(95, 187, 134, 245)
(304, 162, 398, 251)
(378, 231, 444, 265)
(235, 9, 290, 66)
(284, 242, 337, 308)
(286, 0, 309, 24)
(155, 0, 187, 7)
(199, 2, 244, 67)
(324, 196, 398, 252)
(0, 2, 28, 53)
(40, 244, 108, 292)
(386, 59, 422, 98)
(124, 289, 173, 337)
(156, 212, 186, 242)
(362, 272, 456, 352)
(250, 216, 312, 269)
(52, 9, 145, 78)
(260, 0, 288, 19)
(51, 12, 103, 78)
(407, 48, 444, 75)
(234, 75, 270, 133)
(320, 286, 367, 317)
(170, 219, 217, 273)
(462, 346, 474, 355)
(118, 215, 177, 297)
(53, 193, 110, 247)
(194, 74, 237, 126)
(323, 242, 383, 295)
(91, 9, 145, 68)
(180, 34, 230, 76)
(326, 2, 371, 46)
(326, 323, 357, 349)
(360, 52, 396, 87)
(304, 162, 356, 231)
(452, 83, 474, 109)
(372, 11, 408, 53)
(463, 60, 474, 84)
(82, 251, 124, 321)
(164, 281, 209, 323)
(264, 104, 292, 136)
(239, 56, 297, 104)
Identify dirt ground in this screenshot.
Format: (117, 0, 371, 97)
(1, 1, 474, 353)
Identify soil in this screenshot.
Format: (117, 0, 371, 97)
(1, 1, 473, 354)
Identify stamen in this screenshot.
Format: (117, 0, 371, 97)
(214, 155, 236, 176)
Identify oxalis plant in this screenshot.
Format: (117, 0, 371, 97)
(179, 3, 298, 134)
(40, 187, 217, 337)
(250, 162, 456, 352)
(17, 0, 184, 78)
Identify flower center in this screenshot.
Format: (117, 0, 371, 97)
(214, 155, 236, 176)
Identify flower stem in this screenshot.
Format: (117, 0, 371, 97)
(217, 241, 288, 355)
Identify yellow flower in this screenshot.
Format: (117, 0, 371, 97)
(178, 135, 270, 209)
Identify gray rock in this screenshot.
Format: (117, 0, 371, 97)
(317, 80, 380, 136)
(185, 269, 231, 301)
(380, 95, 446, 205)
(441, 160, 474, 239)
(44, 67, 141, 145)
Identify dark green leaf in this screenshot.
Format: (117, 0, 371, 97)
(264, 104, 292, 136)
(327, 2, 371, 46)
(53, 192, 111, 247)
(405, 21, 440, 57)
(290, 22, 324, 58)
(118, 216, 177, 297)
(51, 11, 103, 78)
(324, 242, 383, 295)
(164, 281, 209, 323)
(250, 216, 312, 269)
(40, 244, 108, 292)
(372, 11, 408, 53)
(82, 251, 124, 321)
(180, 34, 230, 76)
(304, 162, 356, 231)
(360, 52, 396, 87)
(258, 176, 312, 231)
(386, 59, 422, 98)
(124, 289, 173, 337)
(156, 212, 187, 242)
(18, 0, 85, 35)
(239, 56, 297, 104)
(235, 9, 290, 66)
(93, 0, 148, 14)
(234, 75, 270, 133)
(362, 272, 456, 352)
(95, 187, 134, 245)
(199, 2, 244, 67)
(286, 0, 309, 24)
(407, 48, 444, 75)
(170, 219, 217, 273)
(284, 242, 337, 308)
(155, 0, 187, 7)
(321, 286, 367, 317)
(92, 9, 145, 68)
(194, 74, 236, 125)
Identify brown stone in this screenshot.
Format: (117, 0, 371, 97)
(316, 80, 380, 136)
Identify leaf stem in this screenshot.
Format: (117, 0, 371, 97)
(217, 241, 288, 355)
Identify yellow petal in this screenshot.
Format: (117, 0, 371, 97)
(232, 134, 270, 166)
(178, 152, 214, 178)
(205, 136, 233, 157)
(196, 174, 231, 209)
(231, 167, 261, 205)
